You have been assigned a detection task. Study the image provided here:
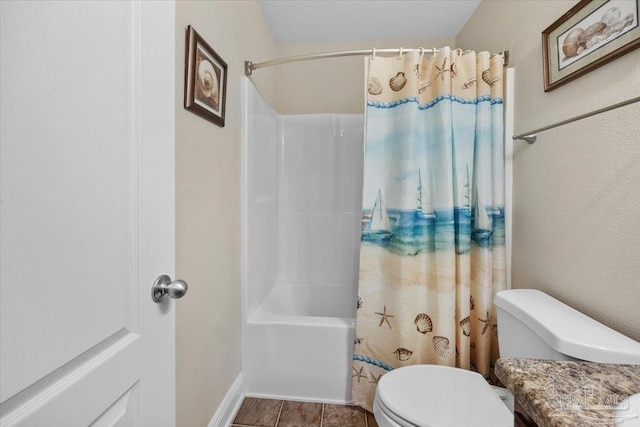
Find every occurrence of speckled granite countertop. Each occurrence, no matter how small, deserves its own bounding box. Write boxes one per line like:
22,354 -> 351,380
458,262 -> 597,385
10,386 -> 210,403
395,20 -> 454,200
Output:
496,358 -> 640,427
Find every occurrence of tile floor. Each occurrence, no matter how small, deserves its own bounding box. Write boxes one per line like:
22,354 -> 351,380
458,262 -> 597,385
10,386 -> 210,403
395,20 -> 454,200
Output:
232,396 -> 531,427
231,397 -> 535,427
231,398 -> 378,427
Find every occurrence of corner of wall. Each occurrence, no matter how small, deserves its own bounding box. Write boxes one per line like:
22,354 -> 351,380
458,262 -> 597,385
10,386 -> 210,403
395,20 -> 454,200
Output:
206,374 -> 244,427
175,1 -> 276,426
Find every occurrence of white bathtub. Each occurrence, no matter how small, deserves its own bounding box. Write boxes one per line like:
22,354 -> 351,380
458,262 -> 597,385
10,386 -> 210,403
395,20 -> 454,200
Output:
243,283 -> 356,403
241,79 -> 362,404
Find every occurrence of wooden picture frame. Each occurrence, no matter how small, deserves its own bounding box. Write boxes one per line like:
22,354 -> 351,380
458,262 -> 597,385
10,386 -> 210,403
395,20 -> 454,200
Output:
184,25 -> 227,127
542,0 -> 640,92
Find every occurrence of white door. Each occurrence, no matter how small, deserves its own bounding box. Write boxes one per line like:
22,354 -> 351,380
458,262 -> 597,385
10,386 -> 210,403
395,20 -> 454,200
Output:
0,1 -> 176,426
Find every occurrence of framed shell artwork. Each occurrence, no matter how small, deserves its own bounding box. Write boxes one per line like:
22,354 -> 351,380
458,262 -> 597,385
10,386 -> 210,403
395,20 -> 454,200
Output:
542,0 -> 640,91
184,25 -> 227,127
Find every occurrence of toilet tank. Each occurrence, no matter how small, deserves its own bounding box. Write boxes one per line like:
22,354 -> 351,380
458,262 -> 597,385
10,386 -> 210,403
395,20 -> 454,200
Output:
494,289 -> 640,365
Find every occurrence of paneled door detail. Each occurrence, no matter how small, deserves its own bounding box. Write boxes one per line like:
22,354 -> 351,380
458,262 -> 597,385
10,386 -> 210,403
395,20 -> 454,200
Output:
0,1 -> 175,425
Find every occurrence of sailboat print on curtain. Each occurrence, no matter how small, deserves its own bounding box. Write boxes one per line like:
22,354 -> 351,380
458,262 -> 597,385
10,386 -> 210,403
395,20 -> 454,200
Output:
461,164 -> 472,217
416,169 -> 436,220
472,189 -> 493,246
352,47 -> 506,412
362,189 -> 393,243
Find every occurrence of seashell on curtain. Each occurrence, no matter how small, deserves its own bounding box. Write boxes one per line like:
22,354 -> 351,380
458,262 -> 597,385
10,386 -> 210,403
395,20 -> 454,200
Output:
368,77 -> 383,95
389,72 -> 407,91
351,47 -> 506,412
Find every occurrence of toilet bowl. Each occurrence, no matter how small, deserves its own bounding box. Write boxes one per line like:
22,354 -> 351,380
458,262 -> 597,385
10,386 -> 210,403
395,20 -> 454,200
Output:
373,365 -> 512,427
373,289 -> 640,427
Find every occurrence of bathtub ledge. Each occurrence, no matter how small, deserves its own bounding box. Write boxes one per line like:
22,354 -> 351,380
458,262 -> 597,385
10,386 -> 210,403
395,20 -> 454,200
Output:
248,305 -> 354,328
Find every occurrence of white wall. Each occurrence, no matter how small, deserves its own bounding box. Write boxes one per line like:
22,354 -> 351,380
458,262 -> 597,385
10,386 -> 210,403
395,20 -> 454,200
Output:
175,2 -> 276,426
242,79 -> 279,319
278,114 -> 364,287
243,80 -> 365,305
457,1 -> 640,341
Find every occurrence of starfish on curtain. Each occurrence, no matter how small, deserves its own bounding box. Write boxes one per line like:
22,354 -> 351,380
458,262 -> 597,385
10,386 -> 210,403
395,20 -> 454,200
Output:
375,305 -> 394,328
368,372 -> 382,384
435,57 -> 449,81
479,311 -> 493,335
352,366 -> 366,383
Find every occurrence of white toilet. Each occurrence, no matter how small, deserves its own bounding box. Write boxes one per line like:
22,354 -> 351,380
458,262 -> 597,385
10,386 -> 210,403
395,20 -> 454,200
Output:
373,289 -> 640,427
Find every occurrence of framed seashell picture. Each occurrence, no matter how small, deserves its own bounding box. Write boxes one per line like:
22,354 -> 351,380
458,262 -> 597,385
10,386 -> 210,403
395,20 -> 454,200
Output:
542,0 -> 640,92
184,25 -> 227,127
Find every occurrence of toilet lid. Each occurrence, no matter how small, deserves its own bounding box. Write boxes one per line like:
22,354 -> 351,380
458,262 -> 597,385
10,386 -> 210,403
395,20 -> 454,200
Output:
375,365 -> 513,427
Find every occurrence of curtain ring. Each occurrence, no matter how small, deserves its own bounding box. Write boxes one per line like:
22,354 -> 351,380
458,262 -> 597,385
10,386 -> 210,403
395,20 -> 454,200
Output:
419,47 -> 425,59
371,47 -> 376,61
399,47 -> 404,59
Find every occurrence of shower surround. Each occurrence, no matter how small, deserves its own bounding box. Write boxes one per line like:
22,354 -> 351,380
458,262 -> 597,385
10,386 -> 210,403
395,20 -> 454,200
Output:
241,78 -> 364,403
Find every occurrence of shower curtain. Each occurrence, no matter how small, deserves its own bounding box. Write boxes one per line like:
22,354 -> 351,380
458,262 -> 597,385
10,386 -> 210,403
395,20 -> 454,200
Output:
352,47 -> 506,411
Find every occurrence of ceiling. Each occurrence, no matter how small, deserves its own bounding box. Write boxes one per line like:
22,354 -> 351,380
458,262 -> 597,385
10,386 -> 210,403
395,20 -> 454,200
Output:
257,0 -> 482,44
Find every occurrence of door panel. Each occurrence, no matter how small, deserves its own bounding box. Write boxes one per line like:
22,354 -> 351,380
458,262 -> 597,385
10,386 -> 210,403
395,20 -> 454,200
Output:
1,334 -> 140,425
90,385 -> 137,427
0,1 -> 175,425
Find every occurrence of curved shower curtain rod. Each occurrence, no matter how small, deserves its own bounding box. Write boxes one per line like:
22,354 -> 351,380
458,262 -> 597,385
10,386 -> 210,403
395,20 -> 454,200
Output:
244,48 -> 509,76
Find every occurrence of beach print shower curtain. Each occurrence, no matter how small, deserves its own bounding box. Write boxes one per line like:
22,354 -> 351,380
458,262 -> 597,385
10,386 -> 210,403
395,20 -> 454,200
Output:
352,47 -> 506,411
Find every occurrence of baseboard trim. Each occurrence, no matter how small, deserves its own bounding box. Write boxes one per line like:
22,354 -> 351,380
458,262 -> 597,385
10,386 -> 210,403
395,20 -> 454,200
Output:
243,392 -> 350,406
207,373 -> 244,427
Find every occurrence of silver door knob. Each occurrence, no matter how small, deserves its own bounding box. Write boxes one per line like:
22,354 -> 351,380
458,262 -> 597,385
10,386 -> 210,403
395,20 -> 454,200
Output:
152,275 -> 188,303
